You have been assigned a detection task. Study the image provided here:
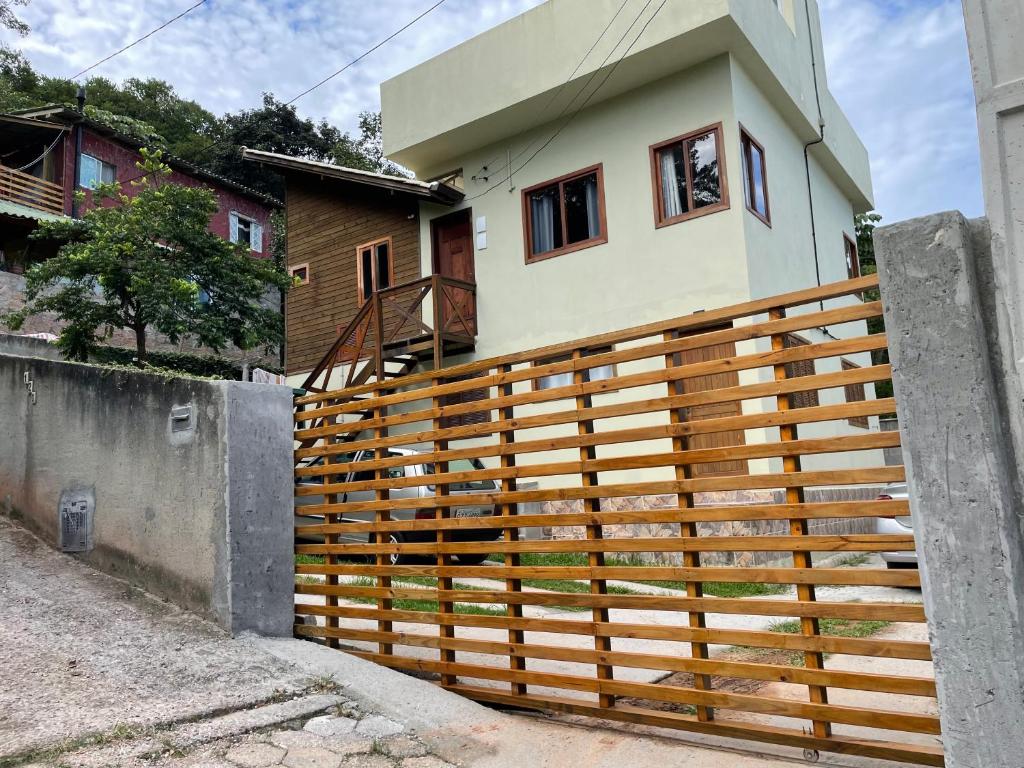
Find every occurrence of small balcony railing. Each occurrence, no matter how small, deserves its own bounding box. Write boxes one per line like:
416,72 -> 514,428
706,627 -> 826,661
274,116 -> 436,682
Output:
301,273 -> 477,393
0,165 -> 65,217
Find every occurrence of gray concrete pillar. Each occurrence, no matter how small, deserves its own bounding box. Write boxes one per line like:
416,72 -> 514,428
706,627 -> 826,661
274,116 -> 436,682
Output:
875,211 -> 1024,768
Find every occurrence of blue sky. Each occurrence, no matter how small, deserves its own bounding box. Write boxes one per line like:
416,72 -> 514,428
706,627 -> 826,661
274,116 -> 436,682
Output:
2,0 -> 983,223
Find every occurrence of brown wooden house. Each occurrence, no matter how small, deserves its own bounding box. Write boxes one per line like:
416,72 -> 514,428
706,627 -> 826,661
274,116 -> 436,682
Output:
242,150 -> 468,383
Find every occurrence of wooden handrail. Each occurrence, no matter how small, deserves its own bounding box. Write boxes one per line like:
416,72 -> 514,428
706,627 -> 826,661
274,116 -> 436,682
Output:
301,272 -> 479,394
0,165 -> 64,216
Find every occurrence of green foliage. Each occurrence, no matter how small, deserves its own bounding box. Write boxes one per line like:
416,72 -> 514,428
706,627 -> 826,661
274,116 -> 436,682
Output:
89,347 -> 277,380
2,150 -> 292,362
204,94 -> 398,199
0,0 -> 28,36
0,48 -> 401,197
854,212 -> 893,399
83,104 -> 168,147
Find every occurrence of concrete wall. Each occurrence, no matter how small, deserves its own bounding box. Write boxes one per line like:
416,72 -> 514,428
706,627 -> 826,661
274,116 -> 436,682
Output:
0,352 -> 294,636
876,211 -> 1024,768
0,332 -> 63,361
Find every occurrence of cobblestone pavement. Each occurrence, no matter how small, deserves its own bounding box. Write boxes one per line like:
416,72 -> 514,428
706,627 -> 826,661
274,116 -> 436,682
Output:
16,695 -> 456,768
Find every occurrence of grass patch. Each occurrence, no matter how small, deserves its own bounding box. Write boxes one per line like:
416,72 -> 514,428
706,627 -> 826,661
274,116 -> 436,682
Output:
487,552 -> 789,598
343,576 -> 505,616
295,553 -> 325,565
768,618 -> 892,638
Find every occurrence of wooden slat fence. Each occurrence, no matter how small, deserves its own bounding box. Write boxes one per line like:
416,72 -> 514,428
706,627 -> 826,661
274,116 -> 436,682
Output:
293,274 -> 941,766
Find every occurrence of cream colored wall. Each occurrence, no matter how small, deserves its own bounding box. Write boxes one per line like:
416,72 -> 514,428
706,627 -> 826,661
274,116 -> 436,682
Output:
418,55 -> 750,361
728,58 -> 882,476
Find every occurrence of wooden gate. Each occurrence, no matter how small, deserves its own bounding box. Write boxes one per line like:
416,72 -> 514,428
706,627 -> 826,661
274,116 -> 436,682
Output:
293,275 -> 942,766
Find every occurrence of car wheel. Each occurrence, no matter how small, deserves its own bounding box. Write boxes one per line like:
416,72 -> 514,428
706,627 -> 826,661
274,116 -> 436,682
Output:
454,552 -> 489,565
388,533 -> 410,566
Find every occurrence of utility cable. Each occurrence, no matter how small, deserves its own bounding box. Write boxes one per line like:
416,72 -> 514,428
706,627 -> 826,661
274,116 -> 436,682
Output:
67,0 -> 208,80
466,0 -> 667,202
107,0 -> 449,191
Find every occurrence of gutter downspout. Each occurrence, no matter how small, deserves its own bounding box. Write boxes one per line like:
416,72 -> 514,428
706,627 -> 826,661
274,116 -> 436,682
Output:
802,0 -> 826,311
70,85 -> 86,218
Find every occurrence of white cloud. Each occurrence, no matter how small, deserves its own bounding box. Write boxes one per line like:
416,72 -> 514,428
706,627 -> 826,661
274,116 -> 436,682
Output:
819,0 -> 983,222
1,0 -> 545,132
2,0 -> 983,223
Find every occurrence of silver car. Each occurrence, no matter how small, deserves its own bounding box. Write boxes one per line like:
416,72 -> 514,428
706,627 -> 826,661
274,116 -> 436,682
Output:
295,447 -> 500,565
875,482 -> 917,568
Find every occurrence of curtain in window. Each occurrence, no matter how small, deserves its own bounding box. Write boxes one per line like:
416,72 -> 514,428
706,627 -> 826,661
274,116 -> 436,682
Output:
584,175 -> 600,239
251,221 -> 263,253
228,212 -> 239,243
530,193 -> 556,253
659,150 -> 684,219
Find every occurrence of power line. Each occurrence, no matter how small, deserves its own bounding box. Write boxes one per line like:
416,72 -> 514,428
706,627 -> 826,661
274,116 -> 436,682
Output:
471,0 -> 633,179
111,0 -> 449,190
466,0 -> 667,202
286,0 -> 447,106
67,0 -> 208,81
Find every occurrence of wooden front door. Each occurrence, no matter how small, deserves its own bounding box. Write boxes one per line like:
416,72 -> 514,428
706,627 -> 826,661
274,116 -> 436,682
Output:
432,210 -> 476,335
678,328 -> 748,478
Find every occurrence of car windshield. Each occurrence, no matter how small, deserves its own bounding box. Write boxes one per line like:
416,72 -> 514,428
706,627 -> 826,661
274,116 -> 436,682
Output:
424,458 -> 496,491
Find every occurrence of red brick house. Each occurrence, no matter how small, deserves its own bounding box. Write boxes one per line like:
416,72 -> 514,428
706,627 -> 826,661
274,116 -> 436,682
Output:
0,105 -> 281,365
0,105 -> 278,271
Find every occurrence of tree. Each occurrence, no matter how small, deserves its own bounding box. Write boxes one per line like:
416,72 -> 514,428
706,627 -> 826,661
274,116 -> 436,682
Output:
0,0 -> 28,36
854,212 -> 891,398
333,111 -> 406,177
205,93 -> 349,198
3,150 -> 292,363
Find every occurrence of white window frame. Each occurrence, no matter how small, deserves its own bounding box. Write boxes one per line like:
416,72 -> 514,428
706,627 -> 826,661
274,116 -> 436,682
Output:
78,153 -> 116,190
229,211 -> 263,253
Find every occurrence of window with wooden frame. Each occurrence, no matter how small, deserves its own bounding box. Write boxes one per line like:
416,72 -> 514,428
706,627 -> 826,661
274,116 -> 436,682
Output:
844,233 -> 860,279
531,347 -> 616,392
841,359 -> 869,428
522,164 -> 607,263
355,237 -> 394,304
782,334 -> 819,408
740,127 -> 770,225
289,263 -> 310,286
439,374 -> 491,428
650,123 -> 728,228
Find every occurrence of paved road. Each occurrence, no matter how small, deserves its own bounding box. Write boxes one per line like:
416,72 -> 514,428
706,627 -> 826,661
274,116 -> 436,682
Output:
0,517 -> 908,768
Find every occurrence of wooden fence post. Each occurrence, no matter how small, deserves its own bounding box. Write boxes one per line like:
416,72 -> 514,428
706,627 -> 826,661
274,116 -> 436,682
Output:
664,329 -> 713,722
433,375 -> 456,686
769,307 -> 831,738
498,362 -> 526,695
572,348 -> 614,708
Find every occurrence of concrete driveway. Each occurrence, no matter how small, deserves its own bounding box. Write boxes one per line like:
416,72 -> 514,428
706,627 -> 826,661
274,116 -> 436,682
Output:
0,517 -> 922,768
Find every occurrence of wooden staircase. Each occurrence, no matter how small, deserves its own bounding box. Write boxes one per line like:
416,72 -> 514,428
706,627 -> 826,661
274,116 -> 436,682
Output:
294,273 -> 477,457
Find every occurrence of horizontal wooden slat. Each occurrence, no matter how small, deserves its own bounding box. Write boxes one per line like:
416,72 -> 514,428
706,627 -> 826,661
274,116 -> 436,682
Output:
297,431 -> 901,493
295,273 -> 881,405
446,686 -> 944,766
297,466 -> 905,515
297,499 -> 910,536
296,583 -> 926,621
296,624 -> 935,696
296,331 -> 887,433
293,604 -> 933,660
296,395 -> 896,467
298,532 -> 916,557
346,651 -> 940,734
296,301 -> 886,424
296,564 -> 921,589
